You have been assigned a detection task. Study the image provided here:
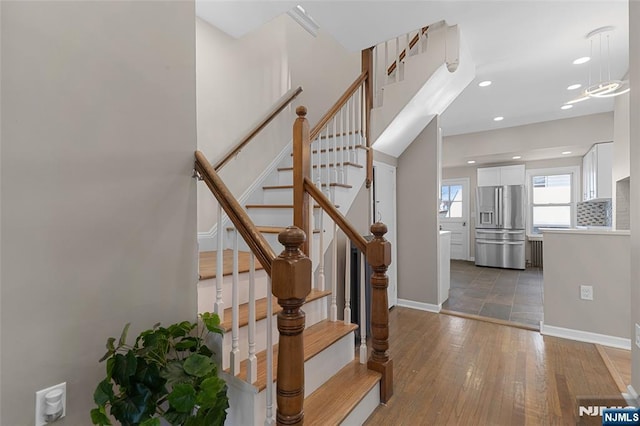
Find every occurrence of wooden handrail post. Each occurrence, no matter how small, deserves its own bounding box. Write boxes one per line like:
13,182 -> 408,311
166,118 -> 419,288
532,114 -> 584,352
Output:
272,226 -> 311,426
293,106 -> 311,256
362,48 -> 374,188
366,222 -> 393,403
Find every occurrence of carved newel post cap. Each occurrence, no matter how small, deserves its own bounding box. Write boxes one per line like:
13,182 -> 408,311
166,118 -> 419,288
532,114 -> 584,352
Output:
371,222 -> 388,237
296,105 -> 307,117
278,226 -> 306,248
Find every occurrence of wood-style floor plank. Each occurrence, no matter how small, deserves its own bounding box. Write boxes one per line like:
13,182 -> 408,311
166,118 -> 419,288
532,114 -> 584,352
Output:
228,320 -> 357,391
363,307 -> 621,425
219,288 -> 331,332
199,250 -> 264,280
596,344 -> 631,392
304,359 -> 380,425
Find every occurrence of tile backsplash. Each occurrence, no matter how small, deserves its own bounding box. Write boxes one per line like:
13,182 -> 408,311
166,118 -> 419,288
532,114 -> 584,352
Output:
616,178 -> 630,230
577,199 -> 612,226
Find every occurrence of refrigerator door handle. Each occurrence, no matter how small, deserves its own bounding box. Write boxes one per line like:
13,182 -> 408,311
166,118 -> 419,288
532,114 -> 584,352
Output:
477,240 -> 524,245
494,187 -> 499,226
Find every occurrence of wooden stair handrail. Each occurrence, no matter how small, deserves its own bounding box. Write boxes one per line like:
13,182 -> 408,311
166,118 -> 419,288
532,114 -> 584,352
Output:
303,177 -> 367,253
214,86 -> 303,171
386,26 -> 429,76
310,72 -> 368,141
195,151 -> 276,274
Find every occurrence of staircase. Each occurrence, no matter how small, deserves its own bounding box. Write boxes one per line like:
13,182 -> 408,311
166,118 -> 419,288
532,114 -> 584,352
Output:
195,20 -> 471,425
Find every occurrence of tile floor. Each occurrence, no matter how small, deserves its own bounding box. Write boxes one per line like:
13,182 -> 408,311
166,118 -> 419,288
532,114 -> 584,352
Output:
441,260 -> 543,329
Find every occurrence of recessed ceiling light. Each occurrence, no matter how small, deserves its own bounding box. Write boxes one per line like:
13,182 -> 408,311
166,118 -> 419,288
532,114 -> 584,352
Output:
467,160 -> 476,164
493,116 -> 504,122
478,80 -> 492,87
512,156 -> 522,160
561,104 -> 573,110
562,151 -> 572,155
567,84 -> 582,90
573,56 -> 591,65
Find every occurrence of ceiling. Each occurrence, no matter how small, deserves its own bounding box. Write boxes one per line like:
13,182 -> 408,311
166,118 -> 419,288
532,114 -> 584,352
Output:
197,1 -> 629,160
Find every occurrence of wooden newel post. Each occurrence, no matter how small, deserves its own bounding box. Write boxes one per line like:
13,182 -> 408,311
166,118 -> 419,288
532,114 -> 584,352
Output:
272,226 -> 311,426
366,222 -> 393,403
292,106 -> 311,256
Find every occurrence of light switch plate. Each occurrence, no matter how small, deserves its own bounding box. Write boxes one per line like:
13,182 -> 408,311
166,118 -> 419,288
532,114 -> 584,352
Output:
635,324 -> 640,349
580,285 -> 593,300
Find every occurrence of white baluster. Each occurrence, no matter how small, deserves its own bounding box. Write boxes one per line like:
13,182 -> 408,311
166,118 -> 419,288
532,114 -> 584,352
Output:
339,106 -> 345,184
384,40 -> 389,85
247,252 -> 257,383
350,92 -> 356,163
344,239 -> 351,324
395,36 -> 400,83
373,45 -> 380,107
230,230 -> 240,375
215,205 -> 224,321
264,276 -> 274,426
332,117 -> 338,184
359,252 -> 367,364
331,224 -> 338,322
345,99 -> 350,178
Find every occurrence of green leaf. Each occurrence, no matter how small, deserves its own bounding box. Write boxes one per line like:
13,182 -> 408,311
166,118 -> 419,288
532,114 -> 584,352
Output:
163,409 -> 190,426
106,337 -> 116,351
175,337 -> 198,352
99,350 -> 113,363
200,313 -> 224,335
94,379 -> 115,406
160,361 -> 191,385
112,351 -> 137,386
106,357 -> 115,380
135,359 -> 167,393
183,354 -> 214,378
140,418 -> 161,426
195,377 -> 224,409
90,406 -> 112,425
168,383 -> 197,413
110,384 -> 153,425
197,345 -> 213,358
119,323 -> 131,347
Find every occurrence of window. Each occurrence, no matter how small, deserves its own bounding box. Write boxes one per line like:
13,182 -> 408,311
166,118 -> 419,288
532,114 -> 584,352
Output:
527,167 -> 579,234
440,184 -> 463,218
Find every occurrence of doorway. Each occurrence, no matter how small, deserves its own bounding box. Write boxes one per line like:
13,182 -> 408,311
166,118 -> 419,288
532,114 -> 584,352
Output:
440,178 -> 470,260
373,162 -> 397,308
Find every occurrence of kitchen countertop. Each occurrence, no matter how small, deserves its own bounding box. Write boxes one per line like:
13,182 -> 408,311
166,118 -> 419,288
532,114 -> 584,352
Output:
541,228 -> 630,236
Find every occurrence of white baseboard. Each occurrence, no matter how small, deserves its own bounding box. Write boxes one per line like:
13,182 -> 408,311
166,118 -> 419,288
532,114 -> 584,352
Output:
397,298 -> 441,313
540,323 -> 631,350
469,257 -> 475,262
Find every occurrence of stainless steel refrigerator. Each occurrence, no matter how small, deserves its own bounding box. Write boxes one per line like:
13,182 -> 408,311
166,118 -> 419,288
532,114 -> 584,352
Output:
475,185 -> 526,270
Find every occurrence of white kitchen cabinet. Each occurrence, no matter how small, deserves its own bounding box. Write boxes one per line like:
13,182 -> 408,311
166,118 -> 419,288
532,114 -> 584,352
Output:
477,164 -> 525,187
582,142 -> 613,201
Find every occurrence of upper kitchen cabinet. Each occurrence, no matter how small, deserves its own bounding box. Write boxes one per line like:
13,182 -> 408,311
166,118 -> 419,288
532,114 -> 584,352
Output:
582,142 -> 613,201
477,164 -> 525,187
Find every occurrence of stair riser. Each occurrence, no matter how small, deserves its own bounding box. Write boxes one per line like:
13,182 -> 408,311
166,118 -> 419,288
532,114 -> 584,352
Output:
197,270 -> 269,314
262,187 -> 293,205
277,167 -> 359,187
220,296 -> 329,370
341,381 -> 381,426
222,328 -> 357,426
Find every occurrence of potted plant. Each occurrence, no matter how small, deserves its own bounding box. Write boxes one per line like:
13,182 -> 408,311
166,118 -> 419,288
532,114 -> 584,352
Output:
90,312 -> 228,426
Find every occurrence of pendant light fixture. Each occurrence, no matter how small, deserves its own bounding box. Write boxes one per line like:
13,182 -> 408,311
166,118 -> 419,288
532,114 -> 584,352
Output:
567,26 -> 629,105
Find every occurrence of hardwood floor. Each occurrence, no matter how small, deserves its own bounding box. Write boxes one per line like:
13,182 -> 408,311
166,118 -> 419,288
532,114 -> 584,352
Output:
364,307 -> 620,425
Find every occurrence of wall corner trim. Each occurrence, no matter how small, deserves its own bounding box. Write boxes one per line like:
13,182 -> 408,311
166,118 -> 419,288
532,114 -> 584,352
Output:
540,323 -> 631,350
397,299 -> 441,313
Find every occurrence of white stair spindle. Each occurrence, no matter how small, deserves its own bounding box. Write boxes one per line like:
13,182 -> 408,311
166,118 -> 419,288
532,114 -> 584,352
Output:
331,223 -> 338,321
316,134 -> 322,191
384,40 -> 389,85
332,117 -> 338,184
373,45 -> 380,107
264,276 -> 274,426
359,252 -> 367,364
339,106 -> 345,184
247,252 -> 257,384
345,99 -> 350,173
215,205 -> 224,321
395,37 -> 400,83
350,92 -> 356,162
344,238 -> 351,325
230,230 -> 240,375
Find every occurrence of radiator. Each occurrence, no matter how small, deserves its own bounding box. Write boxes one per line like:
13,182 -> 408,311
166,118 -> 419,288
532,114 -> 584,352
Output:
530,240 -> 543,268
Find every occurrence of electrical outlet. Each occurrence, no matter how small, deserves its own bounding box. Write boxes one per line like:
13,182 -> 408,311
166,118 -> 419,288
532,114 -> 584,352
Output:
580,285 -> 593,301
35,382 -> 66,426
635,324 -> 640,349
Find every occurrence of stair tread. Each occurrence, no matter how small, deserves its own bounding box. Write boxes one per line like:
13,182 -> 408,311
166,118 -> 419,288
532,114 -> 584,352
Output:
304,359 -> 381,425
228,319 -> 358,391
220,288 -> 331,332
277,161 -> 363,172
245,204 -> 339,209
262,183 -> 352,190
199,250 -> 264,280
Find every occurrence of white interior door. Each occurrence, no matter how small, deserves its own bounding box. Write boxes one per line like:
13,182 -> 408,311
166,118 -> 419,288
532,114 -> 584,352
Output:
440,178 -> 470,260
373,162 -> 397,308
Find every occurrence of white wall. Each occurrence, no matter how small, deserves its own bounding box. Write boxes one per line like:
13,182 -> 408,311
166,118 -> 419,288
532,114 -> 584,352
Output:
196,15 -> 359,234
629,0 -> 640,392
397,116 -> 440,305
0,2 -> 197,424
612,91 -> 630,228
443,112 -> 613,168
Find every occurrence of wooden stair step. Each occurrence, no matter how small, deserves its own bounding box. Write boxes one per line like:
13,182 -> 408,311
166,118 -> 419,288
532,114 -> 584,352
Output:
226,226 -> 320,234
277,161 -> 363,172
228,320 -> 358,391
262,183 -> 352,190
304,359 -> 381,425
290,143 -> 367,155
245,204 -> 339,209
199,250 -> 264,280
220,288 -> 331,332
